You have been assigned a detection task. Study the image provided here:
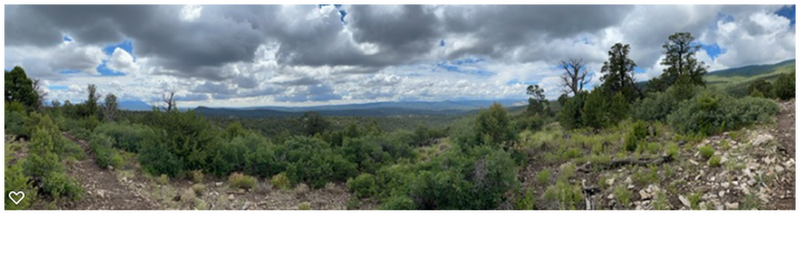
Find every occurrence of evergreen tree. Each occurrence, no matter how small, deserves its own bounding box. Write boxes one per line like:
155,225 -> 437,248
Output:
5,66 -> 39,108
600,43 -> 640,102
660,32 -> 707,86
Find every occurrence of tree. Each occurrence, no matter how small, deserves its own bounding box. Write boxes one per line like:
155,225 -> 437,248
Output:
161,91 -> 177,112
660,32 -> 707,86
600,43 -> 641,102
300,111 -> 328,136
774,72 -> 796,100
103,94 -> 119,122
526,84 -> 547,115
5,66 -> 39,108
85,84 -> 102,117
475,103 -> 515,145
31,78 -> 47,110
559,59 -> 591,95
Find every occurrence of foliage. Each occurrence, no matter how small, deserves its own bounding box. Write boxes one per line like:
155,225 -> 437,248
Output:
270,173 -> 291,191
536,169 -> 551,186
699,146 -> 715,160
708,155 -> 722,167
558,92 -> 587,130
474,103 -> 516,145
89,133 -> 119,168
600,42 -> 640,102
379,194 -> 416,210
624,121 -> 648,152
94,122 -> 150,153
774,72 -> 795,100
747,79 -> 774,99
614,185 -> 632,208
513,188 -> 536,210
5,66 -> 39,109
544,180 -> 583,210
347,174 -> 378,199
667,90 -> 779,135
660,32 -> 707,86
298,202 -> 312,210
631,91 -> 677,122
279,136 -> 358,188
228,173 -> 257,190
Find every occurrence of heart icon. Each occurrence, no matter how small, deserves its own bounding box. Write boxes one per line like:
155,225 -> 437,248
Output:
9,191 -> 25,205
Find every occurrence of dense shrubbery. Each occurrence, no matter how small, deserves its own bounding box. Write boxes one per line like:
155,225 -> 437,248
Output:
94,122 -> 149,153
88,133 -> 122,169
632,91 -> 677,122
667,90 -> 779,135
279,136 -> 358,188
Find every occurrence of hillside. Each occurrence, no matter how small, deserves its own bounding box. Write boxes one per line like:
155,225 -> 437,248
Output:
704,59 -> 795,96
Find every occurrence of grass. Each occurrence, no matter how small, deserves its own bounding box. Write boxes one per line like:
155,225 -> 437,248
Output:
536,169 -> 551,186
741,193 -> 762,210
191,183 -> 206,197
632,166 -> 660,186
298,202 -> 312,210
652,190 -> 669,210
270,173 -> 291,191
688,192 -> 703,210
699,146 -> 715,160
708,155 -> 722,167
614,185 -> 632,209
228,173 -> 257,190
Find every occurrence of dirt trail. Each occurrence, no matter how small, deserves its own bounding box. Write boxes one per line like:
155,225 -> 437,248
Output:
61,133 -> 158,210
771,99 -> 795,209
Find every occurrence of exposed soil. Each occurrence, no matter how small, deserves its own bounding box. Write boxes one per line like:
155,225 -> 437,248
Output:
61,133 -> 157,210
769,99 -> 795,209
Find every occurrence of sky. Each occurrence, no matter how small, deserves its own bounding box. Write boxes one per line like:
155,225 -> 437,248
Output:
3,5 -> 796,107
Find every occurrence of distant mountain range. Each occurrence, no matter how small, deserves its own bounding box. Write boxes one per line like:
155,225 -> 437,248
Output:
194,99 -> 527,118
119,100 -> 153,111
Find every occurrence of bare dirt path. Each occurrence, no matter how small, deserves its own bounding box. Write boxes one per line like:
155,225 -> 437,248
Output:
61,133 -> 158,210
771,100 -> 795,209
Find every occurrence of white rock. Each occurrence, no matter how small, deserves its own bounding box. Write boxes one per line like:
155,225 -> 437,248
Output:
719,191 -> 726,197
775,165 -> 785,174
607,194 -> 615,200
227,194 -> 235,200
725,202 -> 739,210
625,176 -> 632,184
679,195 -> 691,208
215,182 -> 223,187
606,178 -> 615,186
751,134 -> 774,146
639,190 -> 652,200
720,156 -> 729,165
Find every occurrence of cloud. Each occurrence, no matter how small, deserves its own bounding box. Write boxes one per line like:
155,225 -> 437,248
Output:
107,47 -> 138,74
4,5 -> 795,105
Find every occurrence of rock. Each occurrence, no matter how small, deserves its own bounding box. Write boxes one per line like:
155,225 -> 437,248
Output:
108,165 -> 114,171
215,182 -> 223,187
743,168 -> 753,178
639,190 -> 652,200
627,184 -> 634,189
679,195 -> 691,208
747,179 -> 756,186
689,159 -> 699,166
765,157 -> 776,165
695,186 -> 711,194
719,191 -> 726,197
720,156 -> 728,165
721,182 -> 730,189
751,134 -> 774,146
635,205 -> 643,210
606,178 -> 615,187
607,194 -> 615,200
775,165 -> 785,174
624,176 -> 632,185
227,194 -> 235,200
699,202 -> 707,210
725,202 -> 739,210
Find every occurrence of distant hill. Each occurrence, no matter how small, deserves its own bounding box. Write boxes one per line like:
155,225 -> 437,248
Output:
119,100 -> 153,111
194,99 -> 527,118
704,59 -> 795,96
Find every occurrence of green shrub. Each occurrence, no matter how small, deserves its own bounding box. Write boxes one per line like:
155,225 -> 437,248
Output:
298,202 -> 312,210
536,169 -> 551,186
624,121 -> 648,152
474,103 -> 516,145
94,122 -> 149,153
280,136 -> 358,189
774,72 -> 795,100
138,128 -> 182,177
347,174 -> 378,199
270,173 -> 291,190
708,155 -> 722,167
632,92 -> 677,122
668,90 -> 779,135
559,92 -> 588,130
4,110 -> 27,137
614,185 -> 632,208
191,183 -> 206,197
563,148 -> 581,159
544,180 -> 583,210
228,173 -> 257,190
5,100 -> 26,113
5,156 -> 35,210
379,194 -> 416,210
646,142 -> 661,155
666,142 -> 679,158
89,133 -> 116,168
513,188 -> 535,210
699,146 -> 714,160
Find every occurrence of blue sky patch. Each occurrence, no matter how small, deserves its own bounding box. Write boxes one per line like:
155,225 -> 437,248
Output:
633,66 -> 646,74
775,5 -> 795,26
48,85 -> 68,90
102,39 -> 134,59
702,43 -> 725,61
63,35 -> 73,42
58,69 -> 82,74
451,57 -> 484,65
505,79 -> 538,86
96,60 -> 125,76
435,62 -> 494,77
439,39 -> 445,47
